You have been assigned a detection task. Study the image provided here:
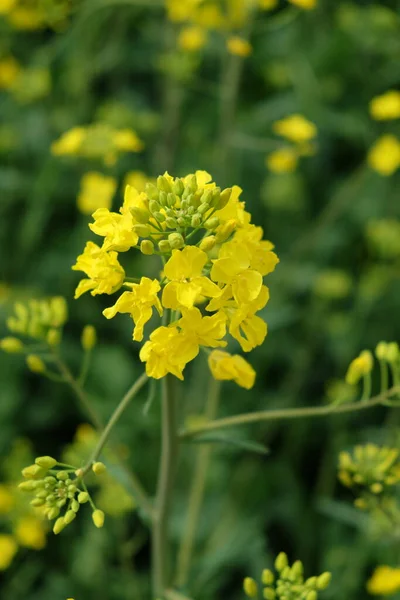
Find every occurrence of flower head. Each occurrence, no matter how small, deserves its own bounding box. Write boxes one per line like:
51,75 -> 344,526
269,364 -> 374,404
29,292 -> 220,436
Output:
368,135 -> 400,176
370,90 -> 400,121
208,350 -> 256,389
273,114 -> 317,144
72,242 -> 125,298
367,566 -> 400,595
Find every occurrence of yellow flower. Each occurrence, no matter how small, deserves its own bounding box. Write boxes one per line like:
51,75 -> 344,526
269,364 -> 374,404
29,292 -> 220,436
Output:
215,185 -> 251,227
178,307 -> 227,349
226,36 -> 252,58
51,126 -> 86,155
14,516 -> 46,550
210,241 -> 263,305
208,350 -> 256,389
162,246 -> 221,310
77,172 -> 117,215
345,350 -> 374,385
273,114 -> 317,144
140,325 -> 198,380
112,129 -> 143,152
192,3 -> 224,29
368,134 -> 400,176
369,90 -> 400,121
0,534 -> 17,570
0,56 -> 20,89
0,484 -> 14,513
259,0 -> 278,9
288,0 -> 317,9
72,241 -> 125,298
89,208 -> 138,252
0,0 -> 16,13
166,0 -> 202,22
124,171 -> 154,193
178,26 -> 207,52
266,147 -> 298,173
233,225 -> 279,276
103,277 -> 163,342
367,566 -> 400,596
228,286 -> 270,352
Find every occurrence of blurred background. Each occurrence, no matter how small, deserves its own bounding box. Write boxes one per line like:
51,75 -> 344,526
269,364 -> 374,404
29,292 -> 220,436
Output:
1,0 -> 400,598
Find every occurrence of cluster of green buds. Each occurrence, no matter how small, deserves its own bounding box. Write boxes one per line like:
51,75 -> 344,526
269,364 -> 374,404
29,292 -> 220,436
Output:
243,552 -> 331,600
18,456 -> 106,534
376,341 -> 400,388
338,444 -> 400,500
131,173 -> 234,256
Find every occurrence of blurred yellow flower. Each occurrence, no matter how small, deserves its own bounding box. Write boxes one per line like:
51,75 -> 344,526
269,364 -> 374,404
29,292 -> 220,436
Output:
194,3 -> 224,29
273,114 -> 317,144
166,0 -> 202,22
10,67 -> 51,104
226,36 -> 252,57
368,134 -> 400,176
288,0 -> 317,9
52,127 -> 86,156
178,25 -> 207,52
259,0 -> 278,9
345,350 -> 373,385
208,350 -> 256,389
0,56 -> 20,89
0,534 -> 17,570
367,566 -> 400,595
370,90 -> 400,121
14,516 -> 46,550
313,269 -> 352,300
8,6 -> 43,29
0,484 -> 15,513
124,171 -> 155,193
0,0 -> 16,13
77,172 -> 117,215
266,148 -> 298,173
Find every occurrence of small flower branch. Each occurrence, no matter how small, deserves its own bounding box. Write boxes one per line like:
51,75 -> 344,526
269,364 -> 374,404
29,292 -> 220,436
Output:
54,355 -> 154,520
180,386 -> 400,440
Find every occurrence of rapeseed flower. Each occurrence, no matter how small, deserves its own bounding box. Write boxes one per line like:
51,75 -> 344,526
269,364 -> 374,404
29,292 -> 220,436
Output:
288,0 -> 317,8
345,350 -> 373,385
273,114 -> 317,144
208,350 -> 255,389
367,566 -> 400,595
266,147 -> 298,173
226,37 -> 252,57
178,26 -> 207,52
368,134 -> 400,176
77,172 -> 117,215
370,90 -> 400,121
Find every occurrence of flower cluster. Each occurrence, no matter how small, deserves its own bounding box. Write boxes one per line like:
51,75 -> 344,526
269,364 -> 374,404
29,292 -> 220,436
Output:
338,444 -> 400,494
243,551 -> 331,600
266,114 -> 317,174
368,90 -> 400,176
51,123 -> 143,166
19,456 -> 105,534
73,170 -> 279,387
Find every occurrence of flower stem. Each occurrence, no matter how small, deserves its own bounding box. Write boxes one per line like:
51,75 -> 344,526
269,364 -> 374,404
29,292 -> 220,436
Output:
175,379 -> 221,588
152,374 -> 179,597
180,386 -> 400,439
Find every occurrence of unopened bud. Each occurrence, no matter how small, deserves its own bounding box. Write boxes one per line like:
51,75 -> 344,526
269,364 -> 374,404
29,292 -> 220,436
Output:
243,577 -> 258,598
18,480 -> 38,492
149,200 -> 161,214
47,507 -> 60,520
166,217 -> 178,229
130,206 -> 150,224
306,592 -> 317,600
53,517 -> 66,535
275,552 -> 288,572
0,337 -> 24,353
81,325 -> 97,351
154,211 -> 166,223
47,328 -> 61,347
145,183 -> 159,200
177,216 -> 186,227
26,354 -> 46,374
263,589 -> 276,600
198,203 -> 210,215
316,572 -> 331,590
92,509 -> 105,528
209,187 -> 221,208
22,464 -> 46,479
219,187 -> 232,209
157,175 -> 171,193
133,224 -> 151,237
158,191 -> 168,206
386,342 -> 399,362
262,569 -> 274,585
64,510 -> 76,525
71,499 -> 80,512
31,498 -> 45,507
186,174 -> 197,193
78,492 -> 89,504
191,214 -> 202,228
291,560 -> 303,579
92,462 -> 107,475
173,179 -> 184,196
57,471 -> 69,480
204,217 -> 219,230
167,192 -> 176,207
199,236 -> 216,252
35,456 -> 57,469
158,240 -> 171,253
140,240 -> 155,255
168,233 -> 185,249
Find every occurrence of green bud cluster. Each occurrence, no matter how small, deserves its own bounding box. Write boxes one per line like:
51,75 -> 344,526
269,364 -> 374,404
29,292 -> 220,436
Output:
129,172 -> 234,256
243,553 -> 331,600
19,456 -> 105,534
338,444 -> 400,493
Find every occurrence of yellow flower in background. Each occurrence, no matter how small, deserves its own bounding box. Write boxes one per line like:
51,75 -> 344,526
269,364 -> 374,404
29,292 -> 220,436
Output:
226,36 -> 252,58
52,127 -> 85,156
266,147 -> 298,173
208,350 -> 256,389
0,0 -> 16,13
10,67 -> 51,104
259,0 -> 278,8
288,0 -> 317,9
0,56 -> 20,89
72,242 -> 125,298
367,566 -> 400,595
273,114 -> 317,144
0,484 -> 14,513
77,172 -> 117,215
124,171 -> 155,193
14,516 -> 46,550
370,90 -> 400,121
166,0 -> 203,22
178,25 -> 207,52
0,535 -> 17,570
103,277 -> 163,342
368,134 -> 400,176
7,6 -> 43,29
345,350 -> 373,385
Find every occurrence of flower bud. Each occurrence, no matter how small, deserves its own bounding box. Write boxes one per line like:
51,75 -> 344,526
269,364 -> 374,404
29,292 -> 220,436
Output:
149,200 -> 160,214
199,236 -> 216,252
198,203 -> 210,215
371,482 -> 383,494
306,592 -> 317,600
145,183 -> 159,200
181,198 -> 188,210
263,589 -> 276,600
191,214 -> 202,228
71,499 -> 80,512
0,337 -> 24,353
154,211 -> 166,223
200,189 -> 213,204
26,354 -> 46,374
186,174 -> 197,193
57,471 -> 69,481
173,179 -> 184,196
92,509 -> 105,528
22,464 -> 46,479
167,192 -> 177,207
64,510 -> 76,525
157,175 -> 171,193
31,498 -> 45,507
158,240 -> 171,253
130,206 -> 150,224
166,217 -> 178,229
35,456 -> 57,469
177,216 -> 187,227
133,224 -> 151,237
204,217 -> 219,230
386,342 -> 399,363
47,328 -> 61,347
47,507 -> 60,520
18,480 -> 38,492
305,576 -> 317,588
168,233 -> 185,249
209,187 -> 221,208
53,517 -> 66,535
81,325 -> 97,351
78,492 -> 89,503
219,187 -> 232,209
140,240 -> 155,256
243,577 -> 258,598
316,572 -> 331,590
275,552 -> 288,572
50,297 -> 68,327
291,560 -> 303,579
158,191 -> 168,206
262,569 -> 274,585
92,461 -> 107,475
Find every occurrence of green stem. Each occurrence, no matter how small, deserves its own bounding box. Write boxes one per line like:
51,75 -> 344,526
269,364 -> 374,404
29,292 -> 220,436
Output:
180,386 -> 400,439
175,379 -> 221,588
152,375 -> 179,598
361,372 -> 372,402
379,359 -> 389,393
54,356 -> 154,520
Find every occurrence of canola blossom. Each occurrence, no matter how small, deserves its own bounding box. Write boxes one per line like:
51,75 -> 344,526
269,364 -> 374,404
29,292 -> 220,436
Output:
73,171 -> 279,387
